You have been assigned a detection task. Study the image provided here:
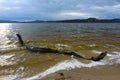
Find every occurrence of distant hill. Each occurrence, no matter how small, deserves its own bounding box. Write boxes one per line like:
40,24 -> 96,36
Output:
0,20 -> 44,23
0,20 -> 17,23
52,18 -> 120,23
0,18 -> 120,23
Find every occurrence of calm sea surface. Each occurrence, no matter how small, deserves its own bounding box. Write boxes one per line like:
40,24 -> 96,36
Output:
0,23 -> 120,80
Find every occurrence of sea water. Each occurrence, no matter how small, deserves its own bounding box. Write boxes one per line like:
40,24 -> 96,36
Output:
0,23 -> 120,80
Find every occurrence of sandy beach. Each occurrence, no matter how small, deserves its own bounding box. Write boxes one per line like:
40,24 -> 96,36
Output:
0,23 -> 120,80
41,65 -> 120,80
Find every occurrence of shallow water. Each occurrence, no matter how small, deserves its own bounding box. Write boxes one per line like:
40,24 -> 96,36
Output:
0,23 -> 120,80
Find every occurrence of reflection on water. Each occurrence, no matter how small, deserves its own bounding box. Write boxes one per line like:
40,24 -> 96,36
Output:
0,54 -> 15,66
0,23 -> 16,50
0,23 -> 120,80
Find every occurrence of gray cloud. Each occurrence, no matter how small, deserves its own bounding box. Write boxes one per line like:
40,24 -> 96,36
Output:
0,0 -> 120,20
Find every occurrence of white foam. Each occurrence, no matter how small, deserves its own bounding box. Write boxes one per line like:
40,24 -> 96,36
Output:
92,50 -> 102,54
24,59 -> 107,80
7,66 -> 25,80
8,74 -> 19,80
92,50 -> 120,64
55,43 -> 71,50
8,72 -> 25,80
0,72 -> 22,80
87,44 -> 96,47
23,51 -> 120,80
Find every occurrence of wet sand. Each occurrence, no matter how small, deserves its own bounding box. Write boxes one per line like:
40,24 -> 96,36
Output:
41,65 -> 120,80
0,34 -> 120,80
22,36 -> 120,80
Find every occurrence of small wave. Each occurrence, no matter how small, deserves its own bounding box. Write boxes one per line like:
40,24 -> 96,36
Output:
8,74 -> 19,80
0,67 -> 25,80
0,54 -> 17,66
87,44 -> 96,47
0,42 -> 17,51
23,51 -> 120,80
0,33 -> 17,51
0,76 -> 9,80
8,69 -> 25,80
92,50 -> 120,65
0,37 -> 17,51
55,43 -> 71,50
92,50 -> 102,54
0,23 -> 17,51
24,59 -> 106,80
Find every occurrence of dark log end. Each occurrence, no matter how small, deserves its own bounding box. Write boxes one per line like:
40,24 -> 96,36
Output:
91,51 -> 107,61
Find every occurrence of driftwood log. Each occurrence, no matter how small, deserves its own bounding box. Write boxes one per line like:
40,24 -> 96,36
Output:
16,33 -> 107,61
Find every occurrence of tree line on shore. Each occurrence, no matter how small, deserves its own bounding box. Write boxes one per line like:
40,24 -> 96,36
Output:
0,18 -> 120,23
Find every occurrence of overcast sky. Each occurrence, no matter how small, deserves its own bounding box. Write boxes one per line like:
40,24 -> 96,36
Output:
0,0 -> 120,20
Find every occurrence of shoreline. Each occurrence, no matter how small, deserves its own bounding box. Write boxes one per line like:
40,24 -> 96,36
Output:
41,65 -> 120,80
